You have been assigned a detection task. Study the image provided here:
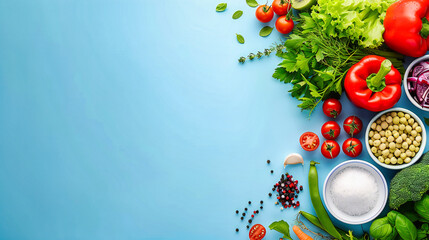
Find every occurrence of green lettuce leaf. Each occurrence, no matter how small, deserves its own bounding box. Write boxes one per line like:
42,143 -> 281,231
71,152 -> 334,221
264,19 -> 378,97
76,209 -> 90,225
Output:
310,0 -> 396,48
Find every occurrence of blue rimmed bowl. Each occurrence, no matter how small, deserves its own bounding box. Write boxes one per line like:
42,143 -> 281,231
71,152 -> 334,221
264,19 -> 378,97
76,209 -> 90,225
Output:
323,160 -> 388,225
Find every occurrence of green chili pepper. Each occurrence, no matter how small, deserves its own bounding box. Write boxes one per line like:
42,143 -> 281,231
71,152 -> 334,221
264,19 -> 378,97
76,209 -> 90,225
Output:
309,161 -> 343,240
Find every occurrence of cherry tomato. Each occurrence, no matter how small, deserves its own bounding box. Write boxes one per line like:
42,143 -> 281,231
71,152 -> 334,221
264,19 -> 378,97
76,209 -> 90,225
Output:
322,98 -> 342,118
342,138 -> 363,158
249,224 -> 266,240
299,132 -> 319,151
275,16 -> 294,34
255,5 -> 274,23
321,121 -> 341,140
321,140 -> 340,159
343,116 -> 363,136
272,0 -> 291,15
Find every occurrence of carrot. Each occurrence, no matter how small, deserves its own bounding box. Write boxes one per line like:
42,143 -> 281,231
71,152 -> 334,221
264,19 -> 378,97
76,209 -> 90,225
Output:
293,225 -> 314,240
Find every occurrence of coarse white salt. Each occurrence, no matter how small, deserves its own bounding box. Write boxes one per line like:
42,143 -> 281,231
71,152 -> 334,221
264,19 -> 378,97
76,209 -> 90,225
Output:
329,167 -> 379,216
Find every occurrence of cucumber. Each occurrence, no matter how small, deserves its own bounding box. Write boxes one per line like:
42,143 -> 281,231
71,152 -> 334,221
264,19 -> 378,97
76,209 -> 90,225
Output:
292,0 -> 317,10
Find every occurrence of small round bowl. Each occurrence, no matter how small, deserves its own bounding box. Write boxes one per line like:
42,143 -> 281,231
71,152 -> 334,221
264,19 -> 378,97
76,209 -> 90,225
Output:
323,160 -> 388,225
365,107 -> 426,170
404,54 -> 429,111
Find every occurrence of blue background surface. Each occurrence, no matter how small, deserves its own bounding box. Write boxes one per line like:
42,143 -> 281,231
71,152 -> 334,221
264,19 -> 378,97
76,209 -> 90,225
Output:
0,0 -> 426,239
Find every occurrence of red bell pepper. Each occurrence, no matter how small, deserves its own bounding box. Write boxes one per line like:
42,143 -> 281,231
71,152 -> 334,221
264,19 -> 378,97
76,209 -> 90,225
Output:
383,0 -> 429,58
344,55 -> 402,112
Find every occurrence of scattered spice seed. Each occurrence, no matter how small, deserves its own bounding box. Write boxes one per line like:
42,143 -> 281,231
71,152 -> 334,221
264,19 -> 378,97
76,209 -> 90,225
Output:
242,213 -> 246,216
241,217 -> 244,220
236,228 -> 239,232
256,210 -> 259,214
251,214 -> 254,218
248,219 -> 252,223
260,206 -> 263,209
268,193 -> 272,197
244,208 -> 248,211
270,170 -> 274,174
260,200 -> 263,204
247,225 -> 250,229
248,201 -> 251,205
236,210 -> 239,214
267,160 -> 270,164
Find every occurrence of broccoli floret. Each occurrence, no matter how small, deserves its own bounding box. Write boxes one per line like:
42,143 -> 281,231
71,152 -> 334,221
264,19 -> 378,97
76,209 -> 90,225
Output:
420,151 -> 429,165
389,162 -> 429,209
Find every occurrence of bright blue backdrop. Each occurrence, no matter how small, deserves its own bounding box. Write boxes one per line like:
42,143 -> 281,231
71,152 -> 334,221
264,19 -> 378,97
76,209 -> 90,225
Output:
0,0 -> 426,239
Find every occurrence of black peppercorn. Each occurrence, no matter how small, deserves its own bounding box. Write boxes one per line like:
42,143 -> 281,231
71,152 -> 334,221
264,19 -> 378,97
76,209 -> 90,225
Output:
246,225 -> 249,229
236,210 -> 239,214
270,170 -> 274,174
248,201 -> 251,205
267,160 -> 270,164
242,213 -> 246,216
241,217 -> 244,220
260,206 -> 263,209
236,228 -> 239,232
268,193 -> 272,197
260,200 -> 263,204
248,219 -> 252,223
244,208 -> 247,211
256,210 -> 259,214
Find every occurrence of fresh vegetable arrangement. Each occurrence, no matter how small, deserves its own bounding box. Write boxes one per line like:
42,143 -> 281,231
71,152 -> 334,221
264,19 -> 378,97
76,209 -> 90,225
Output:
224,0 -> 429,238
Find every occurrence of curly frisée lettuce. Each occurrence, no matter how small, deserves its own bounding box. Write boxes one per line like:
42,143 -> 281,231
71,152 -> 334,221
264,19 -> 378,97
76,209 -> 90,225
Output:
311,0 -> 397,48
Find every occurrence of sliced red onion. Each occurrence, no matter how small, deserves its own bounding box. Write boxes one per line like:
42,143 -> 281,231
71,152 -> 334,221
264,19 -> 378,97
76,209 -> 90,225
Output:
408,61 -> 429,107
408,77 -> 418,82
421,88 -> 429,107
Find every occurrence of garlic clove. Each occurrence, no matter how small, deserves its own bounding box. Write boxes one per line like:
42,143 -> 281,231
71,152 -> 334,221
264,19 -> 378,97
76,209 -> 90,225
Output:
284,153 -> 304,167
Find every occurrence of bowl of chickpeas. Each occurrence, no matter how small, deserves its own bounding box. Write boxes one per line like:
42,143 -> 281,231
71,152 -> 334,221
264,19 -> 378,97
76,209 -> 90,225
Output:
365,108 -> 426,170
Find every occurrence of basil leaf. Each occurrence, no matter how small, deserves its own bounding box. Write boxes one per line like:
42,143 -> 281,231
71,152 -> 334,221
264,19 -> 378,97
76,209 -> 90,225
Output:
269,220 -> 292,240
216,3 -> 227,12
259,26 -> 273,37
236,34 -> 245,44
425,117 -> 429,126
370,217 -> 394,239
415,194 -> 429,221
246,0 -> 259,7
395,212 -> 417,240
232,10 -> 243,19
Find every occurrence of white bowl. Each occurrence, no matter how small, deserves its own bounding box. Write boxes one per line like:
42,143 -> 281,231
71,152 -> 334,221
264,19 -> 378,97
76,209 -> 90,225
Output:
404,54 -> 429,111
323,160 -> 388,225
365,107 -> 426,170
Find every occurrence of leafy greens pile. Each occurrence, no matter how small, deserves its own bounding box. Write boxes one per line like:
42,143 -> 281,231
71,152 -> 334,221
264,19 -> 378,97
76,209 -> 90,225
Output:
311,0 -> 396,48
273,12 -> 404,115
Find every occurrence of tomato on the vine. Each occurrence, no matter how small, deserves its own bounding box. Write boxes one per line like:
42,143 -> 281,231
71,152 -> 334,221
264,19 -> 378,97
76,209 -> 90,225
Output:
255,5 -> 274,23
299,132 -> 319,151
321,121 -> 341,140
275,16 -> 294,34
321,140 -> 340,159
249,224 -> 266,240
272,0 -> 291,15
322,98 -> 342,118
343,116 -> 363,136
342,138 -> 363,157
